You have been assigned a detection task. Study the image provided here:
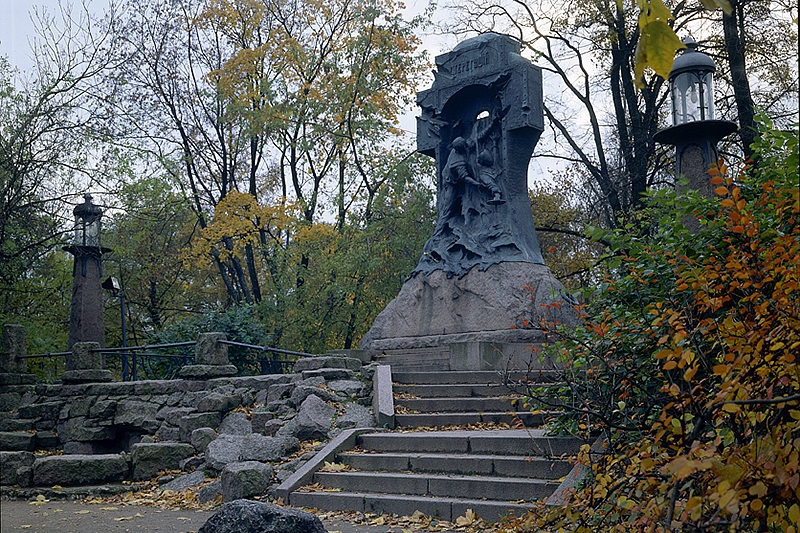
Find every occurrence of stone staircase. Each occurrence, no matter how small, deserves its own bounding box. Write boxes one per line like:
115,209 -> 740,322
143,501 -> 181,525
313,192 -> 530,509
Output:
285,362 -> 581,522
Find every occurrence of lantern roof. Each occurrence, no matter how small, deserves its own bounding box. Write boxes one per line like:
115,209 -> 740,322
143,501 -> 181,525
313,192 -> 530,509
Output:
73,194 -> 102,219
670,37 -> 716,79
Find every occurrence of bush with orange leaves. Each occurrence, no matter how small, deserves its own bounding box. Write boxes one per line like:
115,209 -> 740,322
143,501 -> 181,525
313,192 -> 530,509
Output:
508,124 -> 799,532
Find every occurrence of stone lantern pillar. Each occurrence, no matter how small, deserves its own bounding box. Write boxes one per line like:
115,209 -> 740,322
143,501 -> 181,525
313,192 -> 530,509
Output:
64,194 -> 111,360
654,38 -> 738,200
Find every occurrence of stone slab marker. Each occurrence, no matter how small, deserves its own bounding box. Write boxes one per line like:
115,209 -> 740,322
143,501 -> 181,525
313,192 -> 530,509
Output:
62,342 -> 113,384
1,324 -> 28,374
360,33 -> 576,366
178,332 -> 237,379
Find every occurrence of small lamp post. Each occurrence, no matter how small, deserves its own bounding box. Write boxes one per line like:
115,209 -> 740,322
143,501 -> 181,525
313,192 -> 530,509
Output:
64,194 -> 112,356
654,37 -> 738,199
102,276 -> 129,381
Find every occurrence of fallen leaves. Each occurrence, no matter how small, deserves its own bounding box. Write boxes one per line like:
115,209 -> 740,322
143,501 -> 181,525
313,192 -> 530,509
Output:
29,495 -> 48,505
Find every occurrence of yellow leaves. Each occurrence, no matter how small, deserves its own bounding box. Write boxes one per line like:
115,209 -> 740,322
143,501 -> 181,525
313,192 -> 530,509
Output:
633,0 -> 685,86
29,495 -> 48,505
698,0 -> 733,15
455,508 -> 478,526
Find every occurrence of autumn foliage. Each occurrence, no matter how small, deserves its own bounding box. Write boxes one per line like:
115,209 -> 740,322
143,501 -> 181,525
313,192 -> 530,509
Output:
506,125 -> 799,532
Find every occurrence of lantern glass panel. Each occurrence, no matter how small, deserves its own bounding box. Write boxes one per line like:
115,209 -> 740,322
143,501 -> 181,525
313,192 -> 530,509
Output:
74,215 -> 101,247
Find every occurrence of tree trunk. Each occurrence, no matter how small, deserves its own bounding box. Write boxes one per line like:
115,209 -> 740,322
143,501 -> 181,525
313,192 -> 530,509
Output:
723,0 -> 758,161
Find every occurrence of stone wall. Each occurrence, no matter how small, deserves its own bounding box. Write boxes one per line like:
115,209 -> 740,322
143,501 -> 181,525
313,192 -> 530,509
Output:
0,355 -> 378,497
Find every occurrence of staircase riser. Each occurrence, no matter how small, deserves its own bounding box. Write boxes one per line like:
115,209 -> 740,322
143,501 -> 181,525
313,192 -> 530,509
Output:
358,433 -> 581,457
313,471 -> 556,501
393,384 -> 512,398
289,491 -> 530,522
339,453 -> 572,479
393,411 -> 545,428
397,398 -> 517,412
392,371 -> 542,385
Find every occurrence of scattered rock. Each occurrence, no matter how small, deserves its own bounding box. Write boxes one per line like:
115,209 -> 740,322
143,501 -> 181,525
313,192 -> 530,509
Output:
277,394 -> 335,441
289,385 -> 338,407
32,454 -> 128,486
0,431 -> 35,451
205,435 -> 245,471
130,442 -> 195,481
197,392 -> 241,413
0,451 -> 34,485
327,379 -> 365,397
179,412 -> 221,442
220,461 -> 273,501
218,412 -> 252,435
335,403 -> 375,429
180,456 -> 205,472
250,411 -> 273,433
264,419 -> 283,436
198,499 -> 326,533
240,434 -> 299,462
191,427 -> 218,453
197,479 -> 222,503
114,400 -> 160,433
161,470 -> 206,492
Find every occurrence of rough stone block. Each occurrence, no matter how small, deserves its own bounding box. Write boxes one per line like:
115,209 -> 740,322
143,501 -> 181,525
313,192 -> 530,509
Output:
195,332 -> 229,366
335,403 -> 375,430
198,499 -> 326,533
32,454 -> 128,486
220,461 -> 273,501
250,411 -> 274,433
197,479 -> 222,503
114,400 -> 160,432
157,406 -> 195,425
264,419 -> 283,436
266,383 -> 294,404
191,427 -> 218,453
0,451 -> 35,485
277,394 -> 335,442
240,434 -> 299,463
218,412 -> 251,436
155,423 -> 181,442
161,470 -> 206,492
327,379 -> 365,397
179,412 -> 221,442
17,401 -> 64,421
0,431 -> 35,451
293,356 -> 361,373
34,431 -> 59,449
67,342 -> 103,371
205,434 -> 245,471
57,417 -> 116,442
130,442 -> 195,481
0,392 -> 22,412
289,385 -> 338,407
1,324 -> 27,374
61,369 -> 113,384
89,399 -> 118,419
178,364 -> 237,379
196,392 -> 241,413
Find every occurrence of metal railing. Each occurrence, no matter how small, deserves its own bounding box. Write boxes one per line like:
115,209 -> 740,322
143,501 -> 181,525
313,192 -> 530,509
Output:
21,339 -> 318,382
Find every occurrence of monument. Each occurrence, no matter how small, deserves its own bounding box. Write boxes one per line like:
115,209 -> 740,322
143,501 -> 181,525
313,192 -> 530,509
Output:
359,33 -> 576,369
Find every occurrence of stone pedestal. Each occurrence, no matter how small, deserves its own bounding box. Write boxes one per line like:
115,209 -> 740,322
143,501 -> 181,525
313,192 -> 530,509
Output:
178,332 -> 237,379
359,262 -> 576,363
62,342 -> 113,384
1,324 -> 36,386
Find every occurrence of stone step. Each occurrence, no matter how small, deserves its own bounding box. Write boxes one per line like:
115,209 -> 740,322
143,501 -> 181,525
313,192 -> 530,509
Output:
289,490 -> 531,523
0,431 -> 36,451
313,470 -> 557,501
393,383 -> 515,398
394,411 -> 545,428
396,397 -> 519,412
0,417 -> 36,432
357,430 -> 582,457
338,451 -> 573,479
392,370 -> 558,384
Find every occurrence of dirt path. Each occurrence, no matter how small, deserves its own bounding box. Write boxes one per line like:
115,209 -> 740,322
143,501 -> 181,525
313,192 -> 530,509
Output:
0,500 -> 438,533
